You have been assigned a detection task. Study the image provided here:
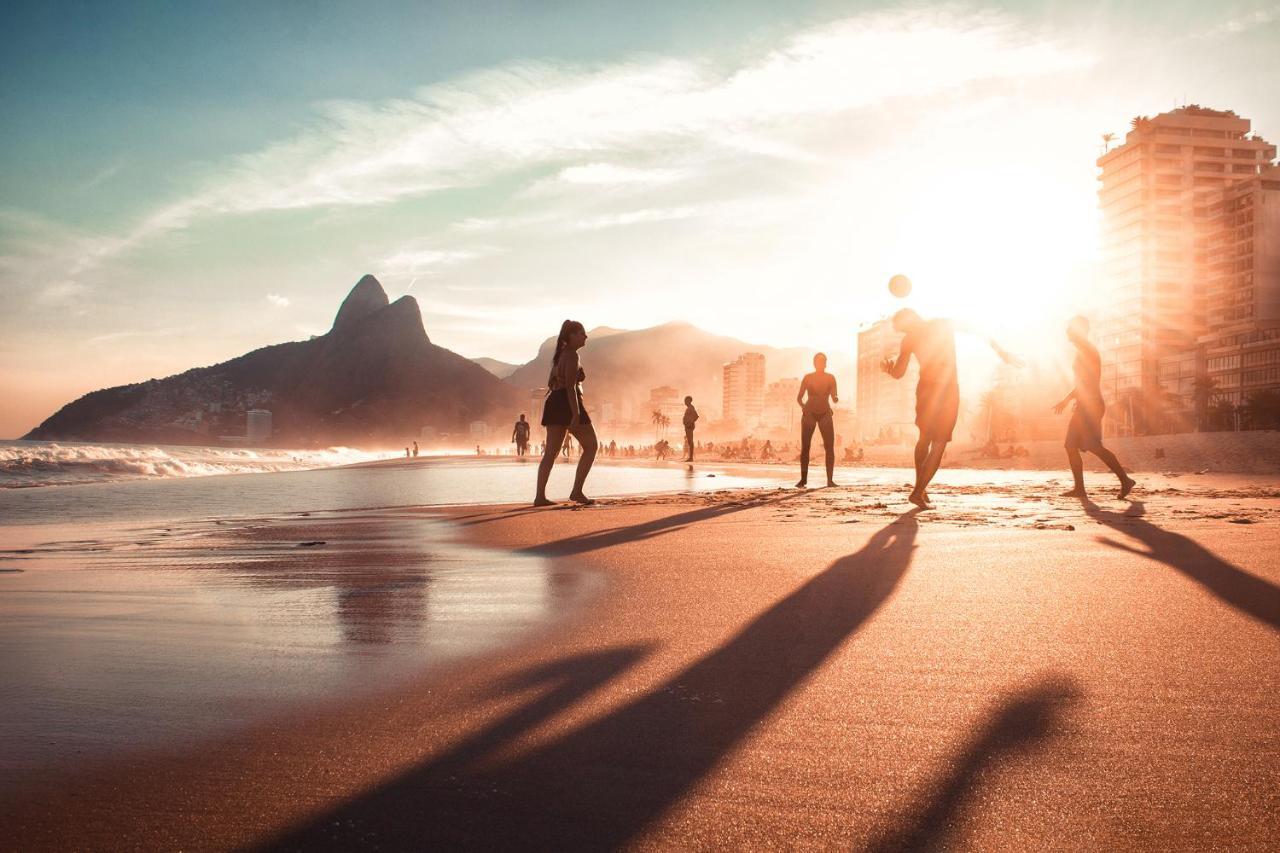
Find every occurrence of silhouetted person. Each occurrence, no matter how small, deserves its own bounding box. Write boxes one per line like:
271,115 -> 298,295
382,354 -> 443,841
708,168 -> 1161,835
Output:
609,439 -> 617,458
1053,315 -> 1135,499
882,309 -> 1019,509
535,320 -> 598,506
796,352 -> 838,488
412,441 -> 419,458
512,414 -> 531,457
405,447 -> 410,458
682,396 -> 699,462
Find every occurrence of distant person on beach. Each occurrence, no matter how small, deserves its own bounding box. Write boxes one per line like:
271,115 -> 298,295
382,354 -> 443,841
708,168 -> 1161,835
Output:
1053,315 -> 1136,500
405,447 -> 410,458
682,396 -> 699,462
882,308 -> 1021,509
534,320 -> 598,506
609,439 -> 617,458
795,352 -> 839,488
412,441 -> 419,458
512,414 -> 530,457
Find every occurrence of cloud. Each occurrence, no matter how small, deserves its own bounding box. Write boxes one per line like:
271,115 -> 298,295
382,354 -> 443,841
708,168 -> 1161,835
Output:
15,7 -> 1095,278
376,246 -> 494,279
569,204 -> 708,231
1196,5 -> 1280,38
266,293 -> 290,308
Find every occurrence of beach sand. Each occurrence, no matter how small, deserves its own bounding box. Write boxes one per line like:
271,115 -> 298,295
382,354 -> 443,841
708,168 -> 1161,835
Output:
2,471 -> 1278,850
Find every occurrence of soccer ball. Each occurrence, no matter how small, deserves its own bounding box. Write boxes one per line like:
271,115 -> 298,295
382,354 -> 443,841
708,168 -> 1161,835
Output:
888,274 -> 912,299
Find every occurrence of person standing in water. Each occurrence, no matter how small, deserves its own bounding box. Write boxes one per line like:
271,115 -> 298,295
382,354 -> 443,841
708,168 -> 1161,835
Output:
534,320 -> 598,506
795,352 -> 839,488
512,414 -> 530,457
682,396 -> 699,462
1053,315 -> 1136,499
882,308 -> 1020,509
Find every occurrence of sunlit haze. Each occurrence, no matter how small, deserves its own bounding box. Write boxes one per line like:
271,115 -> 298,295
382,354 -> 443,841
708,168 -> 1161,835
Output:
3,1 -> 1279,437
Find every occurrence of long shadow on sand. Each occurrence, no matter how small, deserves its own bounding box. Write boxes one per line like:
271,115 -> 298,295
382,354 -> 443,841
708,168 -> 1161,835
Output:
522,491 -> 801,557
263,512 -> 920,851
866,675 -> 1081,852
1085,500 -> 1279,630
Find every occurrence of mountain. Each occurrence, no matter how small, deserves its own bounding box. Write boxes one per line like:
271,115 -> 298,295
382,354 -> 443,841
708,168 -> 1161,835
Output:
503,321 -> 856,418
25,275 -> 524,446
471,357 -> 519,380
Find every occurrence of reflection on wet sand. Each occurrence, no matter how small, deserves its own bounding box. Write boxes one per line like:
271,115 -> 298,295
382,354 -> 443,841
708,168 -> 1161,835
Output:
0,510 -> 598,784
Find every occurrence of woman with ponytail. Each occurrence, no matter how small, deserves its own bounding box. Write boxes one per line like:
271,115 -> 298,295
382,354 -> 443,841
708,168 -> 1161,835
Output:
534,320 -> 598,505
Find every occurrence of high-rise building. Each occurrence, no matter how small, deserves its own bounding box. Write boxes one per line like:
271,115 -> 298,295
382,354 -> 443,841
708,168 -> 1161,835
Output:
647,385 -> 683,423
856,319 -> 916,442
763,378 -> 801,431
1201,164 -> 1280,408
722,353 -> 765,427
245,409 -> 272,443
1096,106 -> 1277,431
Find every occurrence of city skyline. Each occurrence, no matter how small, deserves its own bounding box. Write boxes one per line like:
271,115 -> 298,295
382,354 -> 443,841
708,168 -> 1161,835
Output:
4,1 -> 1280,438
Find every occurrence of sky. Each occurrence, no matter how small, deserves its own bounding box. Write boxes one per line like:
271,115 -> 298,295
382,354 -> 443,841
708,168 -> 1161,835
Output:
2,0 -> 1279,438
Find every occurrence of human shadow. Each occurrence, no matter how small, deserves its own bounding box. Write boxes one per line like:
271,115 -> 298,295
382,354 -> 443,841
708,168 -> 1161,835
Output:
264,512 -> 920,851
866,675 -> 1081,852
1085,500 -> 1279,630
524,491 -> 801,557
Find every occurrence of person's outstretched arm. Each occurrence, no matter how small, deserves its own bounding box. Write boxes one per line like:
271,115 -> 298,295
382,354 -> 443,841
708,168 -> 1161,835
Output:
881,339 -> 911,379
831,375 -> 839,404
1052,388 -> 1076,414
953,320 -> 1024,367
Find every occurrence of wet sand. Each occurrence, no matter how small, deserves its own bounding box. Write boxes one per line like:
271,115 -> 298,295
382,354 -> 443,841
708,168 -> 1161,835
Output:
1,470 -> 1278,850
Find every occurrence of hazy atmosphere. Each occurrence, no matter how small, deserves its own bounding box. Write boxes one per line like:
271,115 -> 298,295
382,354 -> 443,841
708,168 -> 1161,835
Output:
4,1 -> 1278,437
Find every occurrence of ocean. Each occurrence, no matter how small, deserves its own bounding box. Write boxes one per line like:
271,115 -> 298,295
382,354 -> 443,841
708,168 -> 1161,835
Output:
0,443 -> 786,784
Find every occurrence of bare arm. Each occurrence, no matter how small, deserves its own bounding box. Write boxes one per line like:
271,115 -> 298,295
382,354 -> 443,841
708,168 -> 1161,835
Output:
953,320 -> 1024,367
830,375 -> 839,404
881,339 -> 911,379
1052,389 -> 1076,414
563,351 -> 581,421
796,376 -> 807,407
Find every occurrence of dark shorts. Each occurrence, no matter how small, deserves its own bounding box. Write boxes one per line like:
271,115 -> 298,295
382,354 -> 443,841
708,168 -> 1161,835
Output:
916,382 -> 959,443
541,388 -> 590,427
1066,401 -> 1104,451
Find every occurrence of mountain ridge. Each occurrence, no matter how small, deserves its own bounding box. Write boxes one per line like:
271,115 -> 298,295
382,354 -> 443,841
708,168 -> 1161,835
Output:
25,276 -> 520,446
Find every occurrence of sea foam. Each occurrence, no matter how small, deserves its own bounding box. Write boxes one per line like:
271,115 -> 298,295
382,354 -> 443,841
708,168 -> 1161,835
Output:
0,441 -> 382,488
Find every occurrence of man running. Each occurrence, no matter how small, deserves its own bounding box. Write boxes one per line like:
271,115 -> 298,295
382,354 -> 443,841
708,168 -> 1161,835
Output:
795,352 -> 839,488
881,309 -> 1020,509
512,413 -> 531,457
682,396 -> 699,462
1053,315 -> 1136,499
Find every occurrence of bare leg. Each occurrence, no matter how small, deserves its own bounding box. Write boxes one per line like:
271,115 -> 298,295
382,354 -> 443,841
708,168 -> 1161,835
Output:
568,422 -> 598,504
910,435 -> 930,503
921,440 -> 947,487
1092,445 -> 1135,498
819,414 -> 836,486
535,426 -> 567,505
1062,444 -> 1086,497
797,414 -> 816,487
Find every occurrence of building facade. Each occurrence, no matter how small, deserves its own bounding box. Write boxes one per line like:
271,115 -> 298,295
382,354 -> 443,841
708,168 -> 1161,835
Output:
1201,165 -> 1280,410
721,353 -> 765,428
855,319 -> 916,442
1095,106 -> 1278,432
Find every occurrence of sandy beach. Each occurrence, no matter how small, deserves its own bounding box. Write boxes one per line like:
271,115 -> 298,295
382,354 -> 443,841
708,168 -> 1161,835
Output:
2,468 -> 1277,851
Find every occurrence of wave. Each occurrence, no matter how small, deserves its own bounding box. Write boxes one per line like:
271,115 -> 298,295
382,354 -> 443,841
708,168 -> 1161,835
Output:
0,441 -> 385,488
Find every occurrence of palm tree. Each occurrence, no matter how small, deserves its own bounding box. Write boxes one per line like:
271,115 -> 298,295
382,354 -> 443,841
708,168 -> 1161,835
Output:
651,409 -> 664,440
978,389 -> 1000,444
1243,389 -> 1280,429
1191,376 -> 1218,432
1101,132 -> 1116,154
